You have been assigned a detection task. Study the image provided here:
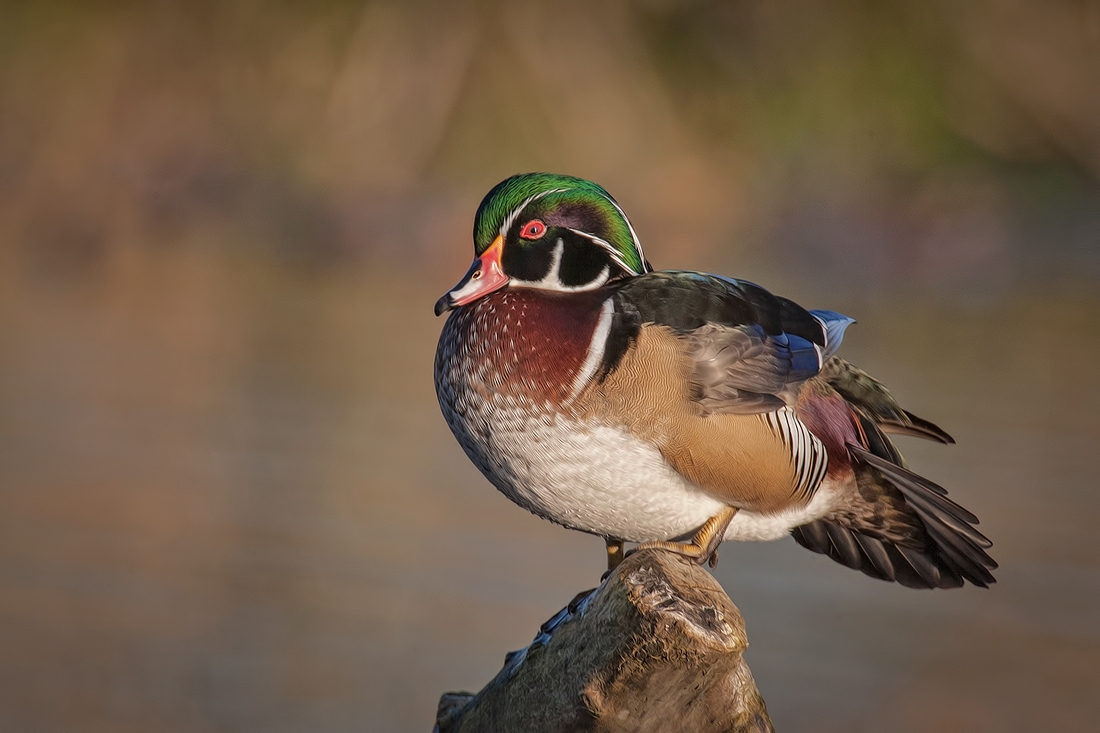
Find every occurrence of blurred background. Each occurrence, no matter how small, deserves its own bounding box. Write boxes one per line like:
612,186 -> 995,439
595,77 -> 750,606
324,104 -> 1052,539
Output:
1,1 -> 1098,731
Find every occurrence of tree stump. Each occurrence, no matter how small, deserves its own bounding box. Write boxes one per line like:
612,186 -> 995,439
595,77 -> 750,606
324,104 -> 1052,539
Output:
434,548 -> 773,733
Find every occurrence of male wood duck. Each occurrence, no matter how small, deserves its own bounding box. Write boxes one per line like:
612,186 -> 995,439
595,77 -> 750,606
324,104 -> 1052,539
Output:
434,173 -> 996,589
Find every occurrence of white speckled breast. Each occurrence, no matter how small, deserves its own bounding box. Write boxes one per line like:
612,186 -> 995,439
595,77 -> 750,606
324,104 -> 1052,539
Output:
435,288 -> 840,543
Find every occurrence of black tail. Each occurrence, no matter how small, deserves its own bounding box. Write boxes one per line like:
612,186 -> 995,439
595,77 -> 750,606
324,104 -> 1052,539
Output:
793,414 -> 996,589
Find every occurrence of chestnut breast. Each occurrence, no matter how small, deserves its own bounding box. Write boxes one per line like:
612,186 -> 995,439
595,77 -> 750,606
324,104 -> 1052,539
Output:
436,287 -> 609,405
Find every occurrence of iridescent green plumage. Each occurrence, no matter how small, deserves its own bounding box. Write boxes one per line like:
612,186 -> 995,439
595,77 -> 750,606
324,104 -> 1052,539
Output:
473,173 -> 647,275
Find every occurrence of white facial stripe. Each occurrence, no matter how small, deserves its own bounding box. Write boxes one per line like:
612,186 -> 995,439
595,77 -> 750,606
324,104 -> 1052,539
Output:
570,298 -> 615,398
499,187 -> 571,240
557,265 -> 610,292
532,239 -> 565,287
511,238 -> 611,293
500,185 -> 646,273
565,228 -> 639,275
601,195 -> 648,273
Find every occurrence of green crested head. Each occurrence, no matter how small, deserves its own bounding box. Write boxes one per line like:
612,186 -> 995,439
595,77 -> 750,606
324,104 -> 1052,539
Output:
472,173 -> 649,276
435,173 -> 650,315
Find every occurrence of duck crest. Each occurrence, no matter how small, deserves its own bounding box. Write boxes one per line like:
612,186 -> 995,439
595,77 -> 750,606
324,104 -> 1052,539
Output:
436,287 -> 610,408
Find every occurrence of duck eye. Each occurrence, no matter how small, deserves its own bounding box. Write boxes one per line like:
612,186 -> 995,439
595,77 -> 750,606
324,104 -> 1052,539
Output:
519,219 -> 546,240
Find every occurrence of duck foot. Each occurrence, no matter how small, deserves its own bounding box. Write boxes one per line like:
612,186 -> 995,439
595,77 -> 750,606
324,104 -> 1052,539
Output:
605,537 -> 625,571
633,506 -> 739,567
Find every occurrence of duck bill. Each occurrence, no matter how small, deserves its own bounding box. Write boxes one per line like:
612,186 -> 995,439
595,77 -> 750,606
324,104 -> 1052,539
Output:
434,235 -> 509,315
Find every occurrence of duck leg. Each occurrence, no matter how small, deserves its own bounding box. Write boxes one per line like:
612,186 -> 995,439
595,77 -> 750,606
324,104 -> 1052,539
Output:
605,538 -> 625,571
634,506 -> 739,566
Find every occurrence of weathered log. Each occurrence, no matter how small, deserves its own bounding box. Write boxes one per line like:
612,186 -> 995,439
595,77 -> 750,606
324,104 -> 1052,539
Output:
435,548 -> 773,733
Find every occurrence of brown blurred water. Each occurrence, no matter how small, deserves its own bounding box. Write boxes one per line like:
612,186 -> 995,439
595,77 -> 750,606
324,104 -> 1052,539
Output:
1,245 -> 1098,732
3,1 -> 1100,731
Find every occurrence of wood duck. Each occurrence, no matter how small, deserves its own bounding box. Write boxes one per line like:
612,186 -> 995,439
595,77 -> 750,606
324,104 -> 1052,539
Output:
434,173 -> 996,589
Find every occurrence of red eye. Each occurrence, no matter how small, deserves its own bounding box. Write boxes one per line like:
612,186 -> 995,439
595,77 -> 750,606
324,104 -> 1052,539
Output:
519,219 -> 547,239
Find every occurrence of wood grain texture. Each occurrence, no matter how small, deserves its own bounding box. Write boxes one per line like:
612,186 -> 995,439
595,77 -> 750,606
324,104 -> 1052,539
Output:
434,549 -> 772,733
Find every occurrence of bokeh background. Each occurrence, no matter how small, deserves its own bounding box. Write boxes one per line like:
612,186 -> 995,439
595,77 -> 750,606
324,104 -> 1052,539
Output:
2,1 -> 1099,731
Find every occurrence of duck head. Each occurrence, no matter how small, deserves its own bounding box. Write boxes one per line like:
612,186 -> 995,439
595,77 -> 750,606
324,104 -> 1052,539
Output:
435,173 -> 650,315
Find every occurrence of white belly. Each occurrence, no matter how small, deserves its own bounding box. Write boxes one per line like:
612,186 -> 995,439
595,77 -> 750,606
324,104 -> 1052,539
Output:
458,409 -> 840,543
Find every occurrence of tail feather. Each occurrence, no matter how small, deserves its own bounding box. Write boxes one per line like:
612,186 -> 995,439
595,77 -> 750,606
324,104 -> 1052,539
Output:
793,407 -> 996,590
895,544 -> 953,588
849,446 -> 989,545
879,410 -> 955,444
822,358 -> 955,445
792,521 -> 968,589
852,447 -> 996,587
852,532 -> 895,581
825,521 -> 863,569
857,411 -> 905,466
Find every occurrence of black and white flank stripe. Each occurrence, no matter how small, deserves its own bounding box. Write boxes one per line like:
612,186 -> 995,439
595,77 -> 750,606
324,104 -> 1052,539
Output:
763,407 -> 828,501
